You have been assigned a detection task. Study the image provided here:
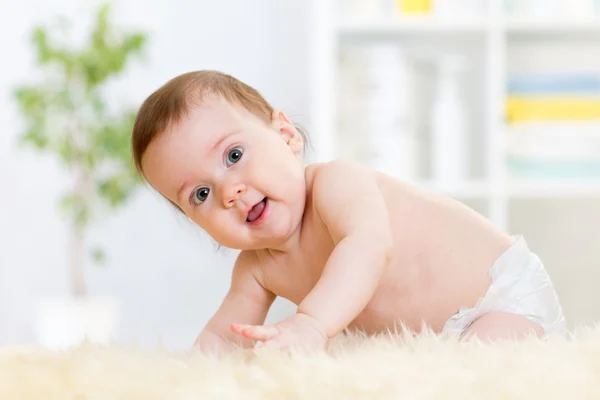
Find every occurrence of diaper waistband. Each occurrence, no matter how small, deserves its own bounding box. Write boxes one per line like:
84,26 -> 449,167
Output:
489,235 -> 534,278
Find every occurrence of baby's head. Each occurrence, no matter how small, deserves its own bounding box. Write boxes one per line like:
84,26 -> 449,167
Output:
132,70 -> 308,251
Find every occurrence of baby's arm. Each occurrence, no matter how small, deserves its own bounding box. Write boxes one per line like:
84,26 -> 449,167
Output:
297,160 -> 393,338
194,250 -> 276,352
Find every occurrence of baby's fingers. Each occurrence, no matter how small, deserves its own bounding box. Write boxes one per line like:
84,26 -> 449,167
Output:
230,323 -> 247,335
260,338 -> 285,350
243,325 -> 279,341
231,323 -> 279,341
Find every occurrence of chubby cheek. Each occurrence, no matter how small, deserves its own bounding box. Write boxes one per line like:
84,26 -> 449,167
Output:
201,212 -> 248,247
252,154 -> 304,198
274,168 -> 305,207
187,209 -> 217,233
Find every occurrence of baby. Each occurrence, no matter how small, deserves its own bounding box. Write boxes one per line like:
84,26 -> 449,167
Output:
131,70 -> 566,352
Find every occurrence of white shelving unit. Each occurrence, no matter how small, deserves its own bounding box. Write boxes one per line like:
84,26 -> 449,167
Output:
309,0 -> 600,231
506,17 -> 600,35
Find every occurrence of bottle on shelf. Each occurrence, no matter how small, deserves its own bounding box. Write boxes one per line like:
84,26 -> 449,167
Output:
430,54 -> 470,186
363,44 -> 419,181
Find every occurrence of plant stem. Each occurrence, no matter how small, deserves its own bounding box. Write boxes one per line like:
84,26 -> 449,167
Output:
69,117 -> 91,298
69,223 -> 87,298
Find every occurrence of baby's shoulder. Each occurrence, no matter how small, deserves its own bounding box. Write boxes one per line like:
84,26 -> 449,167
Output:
305,159 -> 390,215
306,159 -> 376,188
308,158 -> 370,173
306,159 -> 419,207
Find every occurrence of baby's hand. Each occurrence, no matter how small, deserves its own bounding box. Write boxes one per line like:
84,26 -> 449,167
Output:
193,328 -> 237,354
230,313 -> 328,352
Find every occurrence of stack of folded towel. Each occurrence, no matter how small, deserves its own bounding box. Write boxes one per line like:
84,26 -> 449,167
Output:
505,74 -> 600,179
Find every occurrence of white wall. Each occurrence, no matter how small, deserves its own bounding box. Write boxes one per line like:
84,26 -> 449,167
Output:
0,0 -> 308,349
2,0 -> 598,350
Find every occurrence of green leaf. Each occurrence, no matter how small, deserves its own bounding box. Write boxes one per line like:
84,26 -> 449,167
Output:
96,170 -> 138,209
59,193 -> 92,229
90,247 -> 107,265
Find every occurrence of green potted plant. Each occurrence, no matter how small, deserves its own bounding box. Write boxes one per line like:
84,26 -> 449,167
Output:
13,2 -> 148,347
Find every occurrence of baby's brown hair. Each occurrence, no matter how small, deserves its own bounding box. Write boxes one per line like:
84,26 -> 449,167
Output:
131,70 -> 307,180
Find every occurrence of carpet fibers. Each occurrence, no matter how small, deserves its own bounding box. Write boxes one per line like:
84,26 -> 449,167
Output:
1,327 -> 599,399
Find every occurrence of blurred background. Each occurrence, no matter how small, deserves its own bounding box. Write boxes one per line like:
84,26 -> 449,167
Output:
1,0 -> 599,350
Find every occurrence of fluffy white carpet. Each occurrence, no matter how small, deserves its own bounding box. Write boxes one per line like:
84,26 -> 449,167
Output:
1,327 -> 599,399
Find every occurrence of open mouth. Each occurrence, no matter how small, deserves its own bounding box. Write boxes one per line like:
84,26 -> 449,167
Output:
246,198 -> 267,224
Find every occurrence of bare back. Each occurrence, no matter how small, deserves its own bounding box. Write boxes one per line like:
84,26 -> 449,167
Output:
256,163 -> 515,335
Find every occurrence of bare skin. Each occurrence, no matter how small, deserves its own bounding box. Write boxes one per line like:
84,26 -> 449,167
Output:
141,95 -> 544,353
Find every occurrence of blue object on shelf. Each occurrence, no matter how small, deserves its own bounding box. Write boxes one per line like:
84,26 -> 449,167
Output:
507,74 -> 600,95
507,157 -> 600,179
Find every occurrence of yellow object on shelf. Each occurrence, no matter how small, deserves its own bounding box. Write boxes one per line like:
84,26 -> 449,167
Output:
397,0 -> 432,13
506,96 -> 600,121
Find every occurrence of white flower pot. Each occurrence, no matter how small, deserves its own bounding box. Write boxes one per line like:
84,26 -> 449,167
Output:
34,296 -> 119,349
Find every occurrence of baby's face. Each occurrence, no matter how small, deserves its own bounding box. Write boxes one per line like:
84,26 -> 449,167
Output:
141,96 -> 307,251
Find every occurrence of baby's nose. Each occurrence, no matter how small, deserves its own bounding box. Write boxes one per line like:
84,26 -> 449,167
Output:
222,182 -> 246,207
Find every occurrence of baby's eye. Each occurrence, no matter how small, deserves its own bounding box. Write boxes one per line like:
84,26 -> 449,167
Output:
192,187 -> 210,205
226,147 -> 243,167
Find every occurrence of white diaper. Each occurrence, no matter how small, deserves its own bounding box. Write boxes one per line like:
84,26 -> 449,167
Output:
443,235 -> 566,336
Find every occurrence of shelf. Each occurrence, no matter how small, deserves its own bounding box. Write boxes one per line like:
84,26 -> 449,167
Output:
506,18 -> 600,33
416,180 -> 492,199
336,16 -> 600,39
337,16 -> 489,38
414,179 -> 600,199
507,179 -> 600,198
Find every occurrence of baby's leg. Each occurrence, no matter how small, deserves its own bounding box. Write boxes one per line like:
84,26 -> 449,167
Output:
460,311 -> 544,341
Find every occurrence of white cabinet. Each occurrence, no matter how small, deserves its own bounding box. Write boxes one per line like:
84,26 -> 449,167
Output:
309,0 -> 600,231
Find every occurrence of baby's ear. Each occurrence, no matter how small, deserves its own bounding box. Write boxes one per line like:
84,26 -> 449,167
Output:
271,109 -> 303,154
